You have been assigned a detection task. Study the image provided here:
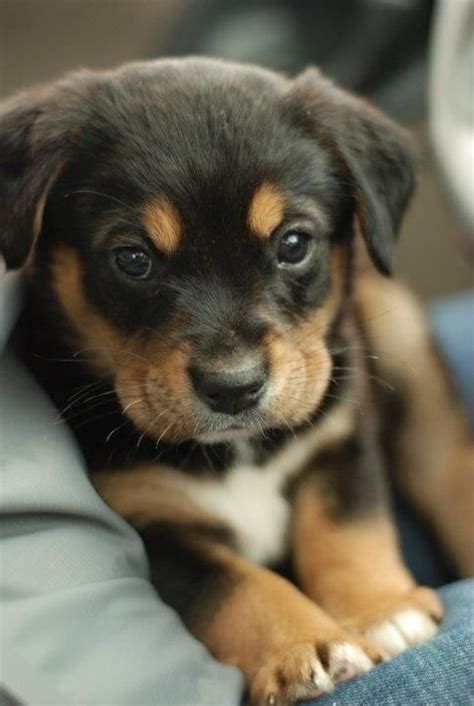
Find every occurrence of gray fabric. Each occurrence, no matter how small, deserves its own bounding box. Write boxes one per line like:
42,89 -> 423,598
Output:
0,271 -> 242,705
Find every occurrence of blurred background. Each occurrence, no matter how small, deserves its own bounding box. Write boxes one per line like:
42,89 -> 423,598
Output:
0,0 -> 472,300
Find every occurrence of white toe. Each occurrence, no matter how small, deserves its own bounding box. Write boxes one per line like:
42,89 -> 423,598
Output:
365,620 -> 407,656
365,608 -> 439,657
328,642 -> 374,682
391,608 -> 438,645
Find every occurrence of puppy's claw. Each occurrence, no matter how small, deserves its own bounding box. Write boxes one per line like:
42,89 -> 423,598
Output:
250,638 -> 374,705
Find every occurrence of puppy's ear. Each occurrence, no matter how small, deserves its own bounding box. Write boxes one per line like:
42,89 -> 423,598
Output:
0,73 -> 97,269
290,67 -> 416,274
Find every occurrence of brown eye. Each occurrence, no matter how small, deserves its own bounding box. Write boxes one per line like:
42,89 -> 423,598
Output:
114,247 -> 153,279
277,231 -> 312,267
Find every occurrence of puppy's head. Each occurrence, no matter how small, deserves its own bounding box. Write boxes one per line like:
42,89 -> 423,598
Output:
0,58 -> 414,444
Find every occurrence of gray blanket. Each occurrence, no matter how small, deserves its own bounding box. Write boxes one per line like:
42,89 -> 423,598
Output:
0,270 -> 241,705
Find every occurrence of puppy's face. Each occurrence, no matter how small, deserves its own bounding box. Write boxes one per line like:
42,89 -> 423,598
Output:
0,59 -> 414,443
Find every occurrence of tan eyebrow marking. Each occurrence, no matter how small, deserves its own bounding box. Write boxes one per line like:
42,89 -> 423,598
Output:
247,182 -> 285,239
143,196 -> 182,255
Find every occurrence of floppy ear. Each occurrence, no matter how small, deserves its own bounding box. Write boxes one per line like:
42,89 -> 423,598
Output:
0,73 -> 97,269
290,67 -> 416,274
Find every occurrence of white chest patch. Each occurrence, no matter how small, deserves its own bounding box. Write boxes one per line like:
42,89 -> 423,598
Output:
179,399 -> 356,565
190,462 -> 290,564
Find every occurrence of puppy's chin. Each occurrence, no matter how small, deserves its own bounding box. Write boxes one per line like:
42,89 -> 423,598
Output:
196,428 -> 255,445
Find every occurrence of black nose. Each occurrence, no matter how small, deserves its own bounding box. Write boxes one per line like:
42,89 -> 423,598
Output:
190,363 -> 266,415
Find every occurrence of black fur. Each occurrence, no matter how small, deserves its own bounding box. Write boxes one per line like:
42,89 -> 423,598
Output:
290,67 -> 416,274
1,58 -> 417,645
141,521 -> 239,626
301,431 -> 389,521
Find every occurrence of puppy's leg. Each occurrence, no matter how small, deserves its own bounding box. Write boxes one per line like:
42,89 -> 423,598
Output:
94,468 -> 380,706
142,523 -> 382,706
355,273 -> 474,576
292,441 -> 443,657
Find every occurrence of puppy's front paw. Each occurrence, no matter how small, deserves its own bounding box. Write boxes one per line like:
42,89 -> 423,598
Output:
250,636 -> 380,706
361,587 -> 443,657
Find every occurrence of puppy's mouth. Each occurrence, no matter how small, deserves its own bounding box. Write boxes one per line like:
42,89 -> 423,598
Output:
192,406 -> 268,445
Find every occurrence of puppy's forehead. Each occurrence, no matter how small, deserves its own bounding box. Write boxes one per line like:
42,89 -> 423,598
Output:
141,181 -> 285,256
74,59 -> 339,247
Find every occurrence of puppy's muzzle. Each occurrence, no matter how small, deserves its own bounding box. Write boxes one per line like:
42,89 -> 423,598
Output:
190,361 -> 267,415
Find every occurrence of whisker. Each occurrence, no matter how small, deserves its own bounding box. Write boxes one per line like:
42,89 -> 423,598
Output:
122,398 -> 145,414
136,410 -> 168,449
56,384 -> 143,423
65,189 -> 133,211
105,409 -> 140,445
153,421 -> 175,453
72,346 -> 150,364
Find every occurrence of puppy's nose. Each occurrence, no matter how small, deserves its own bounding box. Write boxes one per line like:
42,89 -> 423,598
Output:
190,363 -> 266,415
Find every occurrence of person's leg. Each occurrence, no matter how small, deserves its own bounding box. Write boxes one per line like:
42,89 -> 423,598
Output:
396,292 -> 474,588
430,291 -> 474,425
354,277 -> 474,576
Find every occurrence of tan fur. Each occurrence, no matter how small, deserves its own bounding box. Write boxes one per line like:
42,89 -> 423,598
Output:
50,243 -> 351,444
292,478 -> 443,630
114,332 -> 196,443
247,182 -> 285,238
355,272 -> 474,576
264,245 -> 348,426
93,467 -> 380,702
93,466 -> 222,529
189,543 -> 380,704
50,246 -> 129,376
50,246 -> 198,440
143,195 -> 182,255
33,165 -> 65,240
92,462 -> 384,700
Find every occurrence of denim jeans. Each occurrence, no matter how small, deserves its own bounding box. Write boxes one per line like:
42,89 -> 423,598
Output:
309,292 -> 474,706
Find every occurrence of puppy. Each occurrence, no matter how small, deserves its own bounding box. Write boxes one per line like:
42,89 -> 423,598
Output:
1,58 -> 472,705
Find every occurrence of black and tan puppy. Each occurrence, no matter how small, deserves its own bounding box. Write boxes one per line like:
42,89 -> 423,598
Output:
1,58 -> 473,705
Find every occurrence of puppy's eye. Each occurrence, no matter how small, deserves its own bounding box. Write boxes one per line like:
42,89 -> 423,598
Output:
277,231 -> 312,267
114,247 -> 153,279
